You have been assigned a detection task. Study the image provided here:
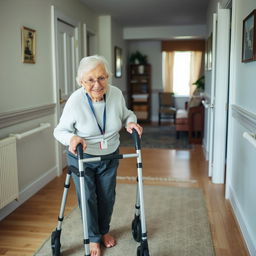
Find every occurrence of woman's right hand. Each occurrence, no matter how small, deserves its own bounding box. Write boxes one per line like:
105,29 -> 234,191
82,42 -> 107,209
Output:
69,135 -> 87,155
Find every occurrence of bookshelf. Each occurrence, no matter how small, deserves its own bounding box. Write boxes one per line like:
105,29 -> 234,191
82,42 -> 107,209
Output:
128,64 -> 151,122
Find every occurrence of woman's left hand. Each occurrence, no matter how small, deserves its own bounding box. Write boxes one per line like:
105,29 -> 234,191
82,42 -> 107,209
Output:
126,122 -> 143,137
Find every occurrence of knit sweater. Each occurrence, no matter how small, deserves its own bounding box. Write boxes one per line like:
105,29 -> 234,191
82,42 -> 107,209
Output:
53,85 -> 137,155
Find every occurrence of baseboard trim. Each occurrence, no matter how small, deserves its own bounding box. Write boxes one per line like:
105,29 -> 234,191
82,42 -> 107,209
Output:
0,166 -> 57,221
229,185 -> 256,256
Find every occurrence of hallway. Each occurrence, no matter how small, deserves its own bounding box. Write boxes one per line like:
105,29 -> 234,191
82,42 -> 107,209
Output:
0,145 -> 249,255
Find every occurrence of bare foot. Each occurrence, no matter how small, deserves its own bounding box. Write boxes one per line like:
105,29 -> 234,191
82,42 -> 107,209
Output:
90,242 -> 101,256
102,233 -> 116,248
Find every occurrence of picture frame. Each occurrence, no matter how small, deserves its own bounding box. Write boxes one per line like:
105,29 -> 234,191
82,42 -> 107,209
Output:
242,10 -> 256,63
114,46 -> 122,78
21,26 -> 36,63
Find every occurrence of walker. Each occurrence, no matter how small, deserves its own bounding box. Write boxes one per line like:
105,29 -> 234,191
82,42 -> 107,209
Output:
51,129 -> 150,256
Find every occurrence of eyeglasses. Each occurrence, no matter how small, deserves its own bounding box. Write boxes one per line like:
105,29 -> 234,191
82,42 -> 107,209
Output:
83,76 -> 107,86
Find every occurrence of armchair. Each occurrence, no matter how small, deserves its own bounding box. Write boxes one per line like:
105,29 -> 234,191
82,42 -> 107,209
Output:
158,92 -> 176,125
175,102 -> 204,144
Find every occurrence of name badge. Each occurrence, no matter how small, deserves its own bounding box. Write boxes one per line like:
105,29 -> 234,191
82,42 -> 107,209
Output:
100,139 -> 108,150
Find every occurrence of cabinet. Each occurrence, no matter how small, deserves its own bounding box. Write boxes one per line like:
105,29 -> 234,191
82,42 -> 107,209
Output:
128,64 -> 151,122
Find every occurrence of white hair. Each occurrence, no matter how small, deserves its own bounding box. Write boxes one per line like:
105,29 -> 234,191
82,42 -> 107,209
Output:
76,55 -> 112,86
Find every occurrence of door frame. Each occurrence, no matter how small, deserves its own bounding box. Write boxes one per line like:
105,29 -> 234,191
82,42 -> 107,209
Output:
208,13 -> 217,177
51,5 -> 81,175
208,6 -> 231,184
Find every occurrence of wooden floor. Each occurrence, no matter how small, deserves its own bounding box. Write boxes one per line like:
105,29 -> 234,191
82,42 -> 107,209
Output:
0,146 -> 249,256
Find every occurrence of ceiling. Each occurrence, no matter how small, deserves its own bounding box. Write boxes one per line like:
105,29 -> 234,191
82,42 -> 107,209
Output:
80,0 -> 209,27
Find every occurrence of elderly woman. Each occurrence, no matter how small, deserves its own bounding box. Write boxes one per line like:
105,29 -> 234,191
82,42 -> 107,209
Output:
54,55 -> 142,256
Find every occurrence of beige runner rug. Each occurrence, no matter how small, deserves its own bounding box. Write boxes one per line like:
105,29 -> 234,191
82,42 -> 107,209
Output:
35,184 -> 215,256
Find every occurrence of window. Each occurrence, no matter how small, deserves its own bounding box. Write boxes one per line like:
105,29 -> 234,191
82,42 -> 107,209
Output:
173,51 -> 191,96
162,50 -> 202,96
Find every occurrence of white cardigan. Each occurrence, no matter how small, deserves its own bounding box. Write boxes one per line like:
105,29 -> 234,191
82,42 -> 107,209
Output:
54,85 -> 137,155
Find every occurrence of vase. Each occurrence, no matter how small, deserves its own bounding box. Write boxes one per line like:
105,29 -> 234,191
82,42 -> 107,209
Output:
138,65 -> 144,74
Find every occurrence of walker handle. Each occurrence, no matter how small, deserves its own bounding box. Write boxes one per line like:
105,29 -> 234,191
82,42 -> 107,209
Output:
132,128 -> 141,150
76,143 -> 84,159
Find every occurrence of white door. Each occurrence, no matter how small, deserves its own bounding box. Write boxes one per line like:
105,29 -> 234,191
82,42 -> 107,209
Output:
208,7 -> 231,184
57,20 -> 78,170
51,6 -> 81,175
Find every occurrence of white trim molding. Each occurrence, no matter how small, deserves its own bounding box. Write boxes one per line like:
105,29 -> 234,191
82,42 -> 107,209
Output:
0,104 -> 55,129
231,104 -> 256,131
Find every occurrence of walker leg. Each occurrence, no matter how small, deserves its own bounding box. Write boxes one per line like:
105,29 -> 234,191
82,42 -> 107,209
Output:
51,168 -> 72,256
132,181 -> 142,242
136,150 -> 150,255
78,159 -> 91,256
132,149 -> 150,255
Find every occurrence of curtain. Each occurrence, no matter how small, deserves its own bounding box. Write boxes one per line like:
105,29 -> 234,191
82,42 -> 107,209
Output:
162,51 -> 174,93
189,51 -> 203,96
162,50 -> 203,96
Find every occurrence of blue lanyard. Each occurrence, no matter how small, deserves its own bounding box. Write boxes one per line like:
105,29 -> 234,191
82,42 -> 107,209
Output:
86,93 -> 106,135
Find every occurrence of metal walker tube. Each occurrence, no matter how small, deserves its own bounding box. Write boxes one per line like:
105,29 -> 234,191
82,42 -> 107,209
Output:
136,149 -> 147,240
77,146 -> 91,256
57,172 -> 71,230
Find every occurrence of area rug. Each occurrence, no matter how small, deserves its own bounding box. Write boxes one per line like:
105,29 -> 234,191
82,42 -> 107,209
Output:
119,125 -> 192,149
35,184 -> 215,256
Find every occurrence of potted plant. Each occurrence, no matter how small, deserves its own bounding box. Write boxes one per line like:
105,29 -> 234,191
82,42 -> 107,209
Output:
193,75 -> 205,91
129,51 -> 148,74
129,51 -> 148,65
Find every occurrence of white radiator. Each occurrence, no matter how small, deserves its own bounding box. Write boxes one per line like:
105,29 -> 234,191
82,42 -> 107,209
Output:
0,136 -> 19,209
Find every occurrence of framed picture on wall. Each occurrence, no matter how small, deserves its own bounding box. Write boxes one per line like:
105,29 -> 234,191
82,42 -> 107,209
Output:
242,9 -> 256,62
114,46 -> 122,78
21,26 -> 36,63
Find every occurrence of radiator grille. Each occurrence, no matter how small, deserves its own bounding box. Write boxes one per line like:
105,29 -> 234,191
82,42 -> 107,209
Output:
0,136 -> 19,209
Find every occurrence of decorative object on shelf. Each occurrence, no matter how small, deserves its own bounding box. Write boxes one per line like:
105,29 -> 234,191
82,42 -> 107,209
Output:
114,46 -> 122,78
242,9 -> 256,62
21,26 -> 36,64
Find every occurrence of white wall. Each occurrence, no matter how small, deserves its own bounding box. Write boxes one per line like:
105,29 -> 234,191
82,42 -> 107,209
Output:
111,18 -> 128,94
0,0 -> 98,113
124,25 -> 207,40
0,0 -> 99,219
98,16 -> 112,68
226,0 -> 256,254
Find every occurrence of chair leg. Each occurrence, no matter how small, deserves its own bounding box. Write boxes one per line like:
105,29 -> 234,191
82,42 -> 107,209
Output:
158,113 -> 161,125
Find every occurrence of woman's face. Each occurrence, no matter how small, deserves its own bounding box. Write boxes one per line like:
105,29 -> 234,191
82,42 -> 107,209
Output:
80,64 -> 109,101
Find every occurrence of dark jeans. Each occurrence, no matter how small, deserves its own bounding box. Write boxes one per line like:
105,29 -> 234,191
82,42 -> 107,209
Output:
66,149 -> 119,243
